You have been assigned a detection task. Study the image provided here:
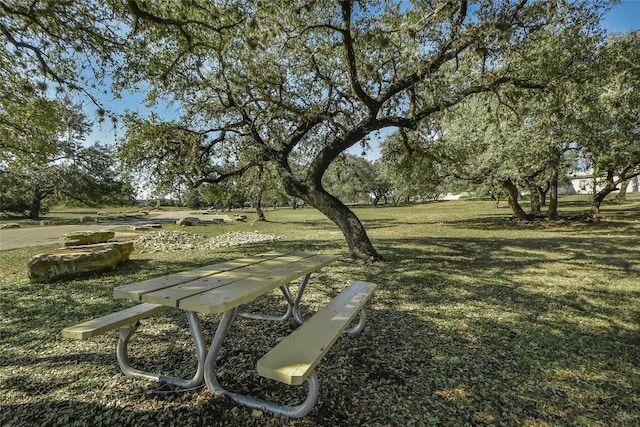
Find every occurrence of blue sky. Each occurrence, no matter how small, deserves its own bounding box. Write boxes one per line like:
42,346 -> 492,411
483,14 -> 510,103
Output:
603,0 -> 640,33
88,1 -> 640,152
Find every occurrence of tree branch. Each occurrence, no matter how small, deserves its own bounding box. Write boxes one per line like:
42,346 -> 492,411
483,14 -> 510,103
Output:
339,1 -> 378,112
412,77 -> 545,124
126,0 -> 239,41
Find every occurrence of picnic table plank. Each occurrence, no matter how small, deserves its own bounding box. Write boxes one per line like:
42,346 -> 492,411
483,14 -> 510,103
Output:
179,254 -> 339,314
113,252 -> 288,300
61,303 -> 170,339
141,252 -> 319,307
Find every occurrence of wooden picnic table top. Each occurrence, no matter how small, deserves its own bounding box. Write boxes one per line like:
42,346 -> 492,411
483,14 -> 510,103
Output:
113,251 -> 338,315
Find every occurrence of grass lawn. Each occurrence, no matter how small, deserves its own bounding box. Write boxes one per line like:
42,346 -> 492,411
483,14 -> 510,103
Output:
1,198 -> 639,426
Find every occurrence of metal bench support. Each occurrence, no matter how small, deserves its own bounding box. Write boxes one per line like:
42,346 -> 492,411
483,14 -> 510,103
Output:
203,307 -> 320,418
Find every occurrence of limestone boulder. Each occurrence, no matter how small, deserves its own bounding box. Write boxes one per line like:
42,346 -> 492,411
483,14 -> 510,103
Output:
60,230 -> 115,247
0,223 -> 20,229
176,217 -> 201,226
127,223 -> 162,231
27,241 -> 134,283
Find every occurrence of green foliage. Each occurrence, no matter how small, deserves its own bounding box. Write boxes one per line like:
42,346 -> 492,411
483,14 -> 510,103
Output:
589,31 -> 640,174
0,95 -> 85,218
0,91 -> 134,218
0,89 -> 73,165
57,144 -> 137,207
106,2 -> 609,201
381,24 -> 640,218
0,169 -> 42,216
1,1 -> 618,255
322,154 -> 376,204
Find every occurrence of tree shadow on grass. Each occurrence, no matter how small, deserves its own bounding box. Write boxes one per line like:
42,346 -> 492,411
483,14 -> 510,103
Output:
3,233 -> 639,426
277,217 -> 402,231
3,294 -> 638,427
0,396 -> 265,426
1,298 -> 441,426
350,234 -> 640,424
441,206 -> 640,234
235,233 -> 640,424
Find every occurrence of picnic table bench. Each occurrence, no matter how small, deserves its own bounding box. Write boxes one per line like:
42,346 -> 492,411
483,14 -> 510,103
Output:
62,251 -> 376,418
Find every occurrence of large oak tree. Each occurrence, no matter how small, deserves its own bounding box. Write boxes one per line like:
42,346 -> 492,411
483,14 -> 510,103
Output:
1,1 -> 611,260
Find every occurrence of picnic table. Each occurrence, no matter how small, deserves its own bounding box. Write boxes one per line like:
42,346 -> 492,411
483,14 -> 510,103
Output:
62,251 -> 376,418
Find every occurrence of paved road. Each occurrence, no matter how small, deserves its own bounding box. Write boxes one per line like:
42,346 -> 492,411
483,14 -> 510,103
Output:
0,223 -> 139,251
0,211 -> 234,251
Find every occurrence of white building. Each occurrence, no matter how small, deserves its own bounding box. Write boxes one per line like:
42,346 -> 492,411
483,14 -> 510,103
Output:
560,171 -> 639,195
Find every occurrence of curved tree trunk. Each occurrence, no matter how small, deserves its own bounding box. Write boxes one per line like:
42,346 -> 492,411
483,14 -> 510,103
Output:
614,179 -> 629,203
591,188 -> 612,218
303,187 -> 383,262
590,171 -> 617,218
547,169 -> 559,219
500,178 -> 529,220
277,164 -> 382,261
537,182 -> 549,206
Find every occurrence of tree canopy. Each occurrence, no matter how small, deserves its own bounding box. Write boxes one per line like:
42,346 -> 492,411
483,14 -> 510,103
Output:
584,31 -> 640,214
1,0 -> 616,259
381,19 -> 640,222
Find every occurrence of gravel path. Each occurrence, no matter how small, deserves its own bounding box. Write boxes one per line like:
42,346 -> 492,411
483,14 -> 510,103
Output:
0,210 -> 251,251
134,230 -> 281,252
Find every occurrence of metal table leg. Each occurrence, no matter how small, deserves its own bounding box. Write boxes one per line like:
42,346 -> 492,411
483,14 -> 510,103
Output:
116,310 -> 207,388
238,273 -> 311,325
238,285 -> 293,321
344,310 -> 367,335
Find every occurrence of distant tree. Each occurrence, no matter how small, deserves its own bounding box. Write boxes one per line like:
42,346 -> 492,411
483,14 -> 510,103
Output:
1,94 -> 82,219
515,25 -> 606,219
181,187 -> 204,209
381,126 -> 453,204
369,161 -> 396,206
381,22 -> 617,221
584,31 -> 640,217
0,92 -> 133,218
0,163 -> 57,218
58,143 -> 136,207
0,171 -> 28,216
239,164 -> 284,220
322,155 -> 376,204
